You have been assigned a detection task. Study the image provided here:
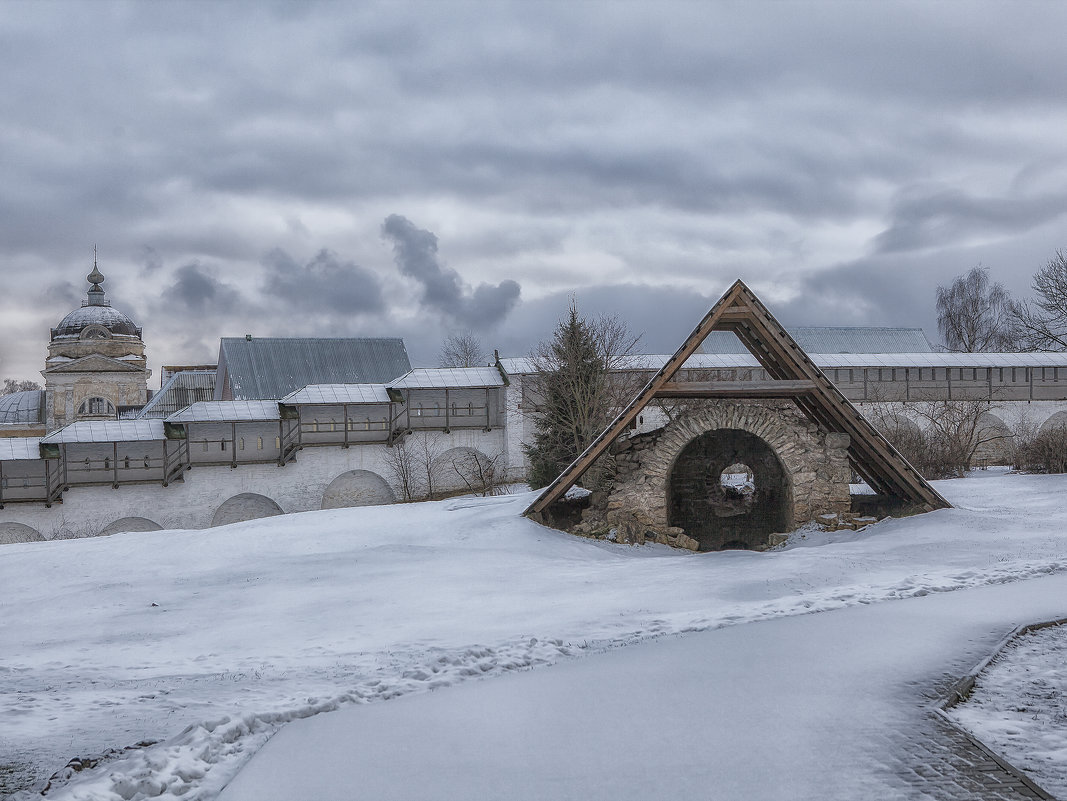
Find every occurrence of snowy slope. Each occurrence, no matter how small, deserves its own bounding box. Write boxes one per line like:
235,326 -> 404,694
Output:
220,574 -> 1067,801
2,469 -> 1066,799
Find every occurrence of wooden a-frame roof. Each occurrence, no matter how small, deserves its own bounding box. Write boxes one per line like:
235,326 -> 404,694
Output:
525,279 -> 950,517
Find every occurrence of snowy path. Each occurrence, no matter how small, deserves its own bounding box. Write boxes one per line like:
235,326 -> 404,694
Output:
948,623 -> 1067,798
220,574 -> 1067,801
2,470 -> 1066,798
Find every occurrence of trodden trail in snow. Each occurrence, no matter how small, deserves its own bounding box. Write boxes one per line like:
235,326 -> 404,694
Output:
2,469 -> 1066,800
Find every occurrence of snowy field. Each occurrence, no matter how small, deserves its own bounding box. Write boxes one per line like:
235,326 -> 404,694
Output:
1,468 -> 1066,799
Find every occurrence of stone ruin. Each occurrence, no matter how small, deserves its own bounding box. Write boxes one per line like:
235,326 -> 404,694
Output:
571,400 -> 854,551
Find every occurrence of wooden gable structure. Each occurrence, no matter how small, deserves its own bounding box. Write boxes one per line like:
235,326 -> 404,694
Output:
525,279 -> 950,518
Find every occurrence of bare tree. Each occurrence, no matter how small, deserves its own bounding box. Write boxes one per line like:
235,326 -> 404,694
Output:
865,398 -> 1013,478
385,433 -> 447,500
439,331 -> 486,368
1010,250 -> 1067,350
445,449 -> 507,496
2,378 -> 42,395
415,432 -> 445,498
1015,422 -> 1067,473
936,265 -> 1019,352
384,439 -> 418,500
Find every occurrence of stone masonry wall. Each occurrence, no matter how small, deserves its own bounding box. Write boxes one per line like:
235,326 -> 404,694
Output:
591,400 -> 851,550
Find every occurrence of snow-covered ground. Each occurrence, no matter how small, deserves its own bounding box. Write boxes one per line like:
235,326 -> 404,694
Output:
1,468 -> 1066,800
947,623 -> 1067,798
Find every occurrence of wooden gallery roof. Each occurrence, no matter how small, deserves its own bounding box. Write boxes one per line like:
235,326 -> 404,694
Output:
525,279 -> 950,518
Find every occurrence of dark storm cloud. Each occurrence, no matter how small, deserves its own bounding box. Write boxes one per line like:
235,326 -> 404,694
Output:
382,215 -> 520,329
167,263 -> 241,311
261,248 -> 385,315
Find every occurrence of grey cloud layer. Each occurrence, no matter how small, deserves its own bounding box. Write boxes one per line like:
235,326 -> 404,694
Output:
382,215 -> 520,329
1,1 -> 1066,379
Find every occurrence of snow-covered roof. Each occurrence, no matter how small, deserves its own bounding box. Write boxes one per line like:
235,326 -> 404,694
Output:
282,384 -> 392,405
813,352 -> 1067,368
0,437 -> 43,461
698,327 -> 934,354
499,352 -> 1067,376
166,401 -> 281,423
42,420 -> 166,444
388,367 -> 504,389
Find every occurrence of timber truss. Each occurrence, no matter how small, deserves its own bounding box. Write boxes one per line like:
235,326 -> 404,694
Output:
525,279 -> 950,517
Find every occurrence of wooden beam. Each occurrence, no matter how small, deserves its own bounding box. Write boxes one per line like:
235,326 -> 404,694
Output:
524,281 -> 751,516
523,278 -> 950,519
654,380 -> 816,398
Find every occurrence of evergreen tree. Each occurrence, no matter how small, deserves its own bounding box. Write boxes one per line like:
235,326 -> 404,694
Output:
523,302 -> 640,489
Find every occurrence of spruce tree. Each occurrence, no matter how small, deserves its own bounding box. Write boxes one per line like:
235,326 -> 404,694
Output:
524,302 -> 611,489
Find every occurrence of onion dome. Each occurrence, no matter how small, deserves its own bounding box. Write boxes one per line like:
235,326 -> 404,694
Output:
50,259 -> 142,340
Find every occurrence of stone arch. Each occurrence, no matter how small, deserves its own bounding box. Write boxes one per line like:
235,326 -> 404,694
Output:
879,411 -> 921,436
974,412 -> 1013,466
99,517 -> 163,536
605,401 -> 850,550
321,470 -> 397,509
434,447 -> 495,494
668,428 -> 791,551
0,522 -> 44,545
211,493 -> 284,527
1039,410 -> 1067,432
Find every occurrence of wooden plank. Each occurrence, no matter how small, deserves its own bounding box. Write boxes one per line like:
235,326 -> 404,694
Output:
654,380 -> 816,398
524,281 -> 750,516
729,292 -> 947,508
523,278 -> 949,518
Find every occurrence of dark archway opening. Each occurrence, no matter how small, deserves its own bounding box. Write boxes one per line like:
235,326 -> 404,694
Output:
668,429 -> 790,551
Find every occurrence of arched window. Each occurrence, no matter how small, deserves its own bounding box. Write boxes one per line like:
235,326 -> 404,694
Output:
78,397 -> 115,417
80,325 -> 111,340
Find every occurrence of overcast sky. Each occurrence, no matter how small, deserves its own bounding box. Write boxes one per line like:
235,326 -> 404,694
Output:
2,0 -> 1066,383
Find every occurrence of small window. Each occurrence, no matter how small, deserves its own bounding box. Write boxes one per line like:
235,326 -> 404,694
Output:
275,437 -> 281,448
220,439 -> 226,452
257,437 -> 264,450
78,396 -> 115,417
239,438 -> 245,450
202,440 -> 209,452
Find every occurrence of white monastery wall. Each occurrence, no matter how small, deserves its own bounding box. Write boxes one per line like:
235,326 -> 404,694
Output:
0,428 -> 506,541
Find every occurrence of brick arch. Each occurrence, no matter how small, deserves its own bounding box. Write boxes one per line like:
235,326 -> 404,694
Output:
99,517 -> 163,536
321,470 -> 396,509
211,493 -> 284,527
607,400 -> 851,550
0,522 -> 44,545
435,447 -> 494,494
975,412 -> 1013,465
1039,409 -> 1067,432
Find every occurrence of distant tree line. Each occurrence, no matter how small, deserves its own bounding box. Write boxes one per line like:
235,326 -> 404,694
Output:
2,379 -> 42,395
936,251 -> 1067,352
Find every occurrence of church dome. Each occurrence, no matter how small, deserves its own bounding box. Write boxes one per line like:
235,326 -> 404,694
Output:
52,304 -> 141,339
50,260 -> 142,340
